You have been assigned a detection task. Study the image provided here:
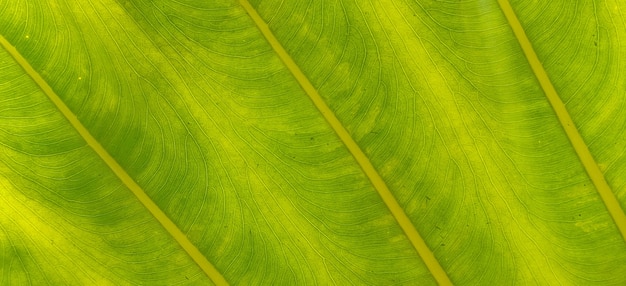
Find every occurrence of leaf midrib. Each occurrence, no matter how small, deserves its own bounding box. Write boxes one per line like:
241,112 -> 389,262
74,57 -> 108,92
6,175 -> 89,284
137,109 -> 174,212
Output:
0,34 -> 229,286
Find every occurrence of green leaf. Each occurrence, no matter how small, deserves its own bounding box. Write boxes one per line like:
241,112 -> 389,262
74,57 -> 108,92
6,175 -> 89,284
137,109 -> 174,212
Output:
1,0 -> 625,284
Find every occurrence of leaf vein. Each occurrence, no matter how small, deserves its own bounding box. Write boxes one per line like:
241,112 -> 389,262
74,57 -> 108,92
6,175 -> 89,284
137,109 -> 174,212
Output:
237,1 -> 453,285
497,0 -> 626,242
0,34 -> 229,286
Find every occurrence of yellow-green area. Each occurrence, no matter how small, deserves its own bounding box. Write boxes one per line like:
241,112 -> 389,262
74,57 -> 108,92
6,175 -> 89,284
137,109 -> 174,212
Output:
1,0 -> 626,285
0,35 -> 211,284
497,0 -> 626,242
0,0 -> 435,284
0,34 -> 227,285
247,0 -> 626,284
238,0 -> 452,284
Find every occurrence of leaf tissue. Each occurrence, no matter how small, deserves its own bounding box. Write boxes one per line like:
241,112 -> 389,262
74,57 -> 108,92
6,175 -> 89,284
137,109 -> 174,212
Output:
1,0 -> 625,285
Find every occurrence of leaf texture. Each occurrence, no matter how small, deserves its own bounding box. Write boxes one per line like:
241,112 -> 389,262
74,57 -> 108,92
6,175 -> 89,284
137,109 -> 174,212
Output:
1,0 -> 626,285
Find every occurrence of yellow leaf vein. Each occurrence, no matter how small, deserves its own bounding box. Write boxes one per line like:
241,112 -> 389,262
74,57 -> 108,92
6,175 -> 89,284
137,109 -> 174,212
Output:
0,34 -> 229,286
237,1 -> 453,285
497,0 -> 626,242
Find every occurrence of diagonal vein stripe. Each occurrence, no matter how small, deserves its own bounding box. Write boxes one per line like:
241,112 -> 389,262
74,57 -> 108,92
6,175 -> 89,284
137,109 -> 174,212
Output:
497,0 -> 626,242
237,1 -> 453,285
0,34 -> 229,286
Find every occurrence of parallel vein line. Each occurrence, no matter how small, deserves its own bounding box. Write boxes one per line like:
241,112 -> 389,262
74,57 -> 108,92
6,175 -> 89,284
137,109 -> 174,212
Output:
497,0 -> 626,241
237,1 -> 453,285
0,34 -> 229,286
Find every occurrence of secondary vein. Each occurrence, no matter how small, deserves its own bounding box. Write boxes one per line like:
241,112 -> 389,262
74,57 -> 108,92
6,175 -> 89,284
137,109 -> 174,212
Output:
0,34 -> 229,286
496,0 -> 626,241
237,1 -> 453,285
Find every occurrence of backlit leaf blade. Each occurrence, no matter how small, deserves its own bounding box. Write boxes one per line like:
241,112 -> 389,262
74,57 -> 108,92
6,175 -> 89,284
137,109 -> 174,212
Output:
509,0 -> 626,208
245,0 -> 626,283
0,0 -> 625,285
1,0 -> 432,284
0,43 -> 210,284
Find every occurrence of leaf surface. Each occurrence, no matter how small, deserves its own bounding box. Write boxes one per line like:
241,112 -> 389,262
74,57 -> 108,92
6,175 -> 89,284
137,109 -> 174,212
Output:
1,0 -> 625,285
